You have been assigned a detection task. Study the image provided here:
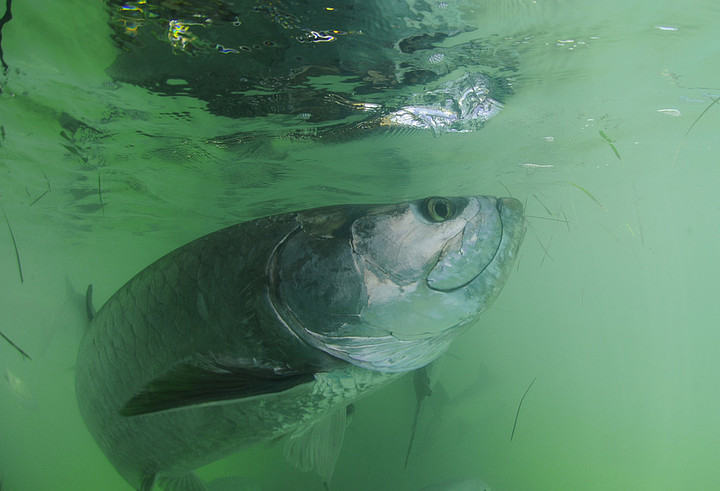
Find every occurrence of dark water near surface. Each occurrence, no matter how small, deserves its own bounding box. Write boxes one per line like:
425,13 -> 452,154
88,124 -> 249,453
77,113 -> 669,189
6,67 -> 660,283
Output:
1,0 -> 720,489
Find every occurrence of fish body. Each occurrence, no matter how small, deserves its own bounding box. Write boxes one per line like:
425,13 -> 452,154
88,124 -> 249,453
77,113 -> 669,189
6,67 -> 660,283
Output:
75,196 -> 525,489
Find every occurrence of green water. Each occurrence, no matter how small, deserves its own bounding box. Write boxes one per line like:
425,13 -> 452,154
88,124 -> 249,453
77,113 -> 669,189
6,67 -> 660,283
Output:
1,0 -> 719,489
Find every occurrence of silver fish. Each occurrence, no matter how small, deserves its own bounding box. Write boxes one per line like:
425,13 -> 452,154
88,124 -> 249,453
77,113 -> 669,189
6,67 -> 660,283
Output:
380,73 -> 504,135
75,196 -> 525,490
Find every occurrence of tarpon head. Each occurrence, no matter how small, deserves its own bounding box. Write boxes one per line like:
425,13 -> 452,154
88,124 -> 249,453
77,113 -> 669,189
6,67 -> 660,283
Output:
270,196 -> 525,372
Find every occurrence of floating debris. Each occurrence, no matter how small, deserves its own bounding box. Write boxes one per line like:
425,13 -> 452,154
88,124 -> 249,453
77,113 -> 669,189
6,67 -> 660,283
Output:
519,163 -> 554,169
568,182 -> 607,212
657,108 -> 681,117
540,230 -> 555,266
654,25 -> 678,31
674,95 -> 720,163
29,171 -> 52,206
497,181 -> 513,197
29,190 -> 49,206
599,130 -> 622,160
525,215 -> 569,224
1,204 -> 24,283
1,329 -> 31,360
60,139 -> 90,165
533,194 -> 552,215
562,209 -> 571,233
532,230 -> 553,264
678,96 -> 705,104
510,377 -> 536,441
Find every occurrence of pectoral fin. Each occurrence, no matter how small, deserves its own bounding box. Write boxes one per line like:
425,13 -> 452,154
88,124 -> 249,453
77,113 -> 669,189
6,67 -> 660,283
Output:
120,357 -> 315,417
284,406 -> 348,486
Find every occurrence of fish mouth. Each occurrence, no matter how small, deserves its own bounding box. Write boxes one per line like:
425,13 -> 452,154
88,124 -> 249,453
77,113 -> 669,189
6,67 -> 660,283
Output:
427,197 -> 523,292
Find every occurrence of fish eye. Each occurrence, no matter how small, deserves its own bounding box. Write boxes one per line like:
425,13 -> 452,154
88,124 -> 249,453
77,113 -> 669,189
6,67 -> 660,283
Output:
424,197 -> 455,222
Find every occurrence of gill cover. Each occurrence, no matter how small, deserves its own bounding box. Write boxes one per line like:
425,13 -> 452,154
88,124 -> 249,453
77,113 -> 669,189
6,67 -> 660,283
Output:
269,196 -> 524,372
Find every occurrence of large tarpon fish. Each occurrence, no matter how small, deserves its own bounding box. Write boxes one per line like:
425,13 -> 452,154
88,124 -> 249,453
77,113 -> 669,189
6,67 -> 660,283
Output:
75,196 -> 525,490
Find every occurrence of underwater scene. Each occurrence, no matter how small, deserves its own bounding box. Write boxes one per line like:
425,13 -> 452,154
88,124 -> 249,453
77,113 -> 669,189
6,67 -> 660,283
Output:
1,0 -> 719,490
